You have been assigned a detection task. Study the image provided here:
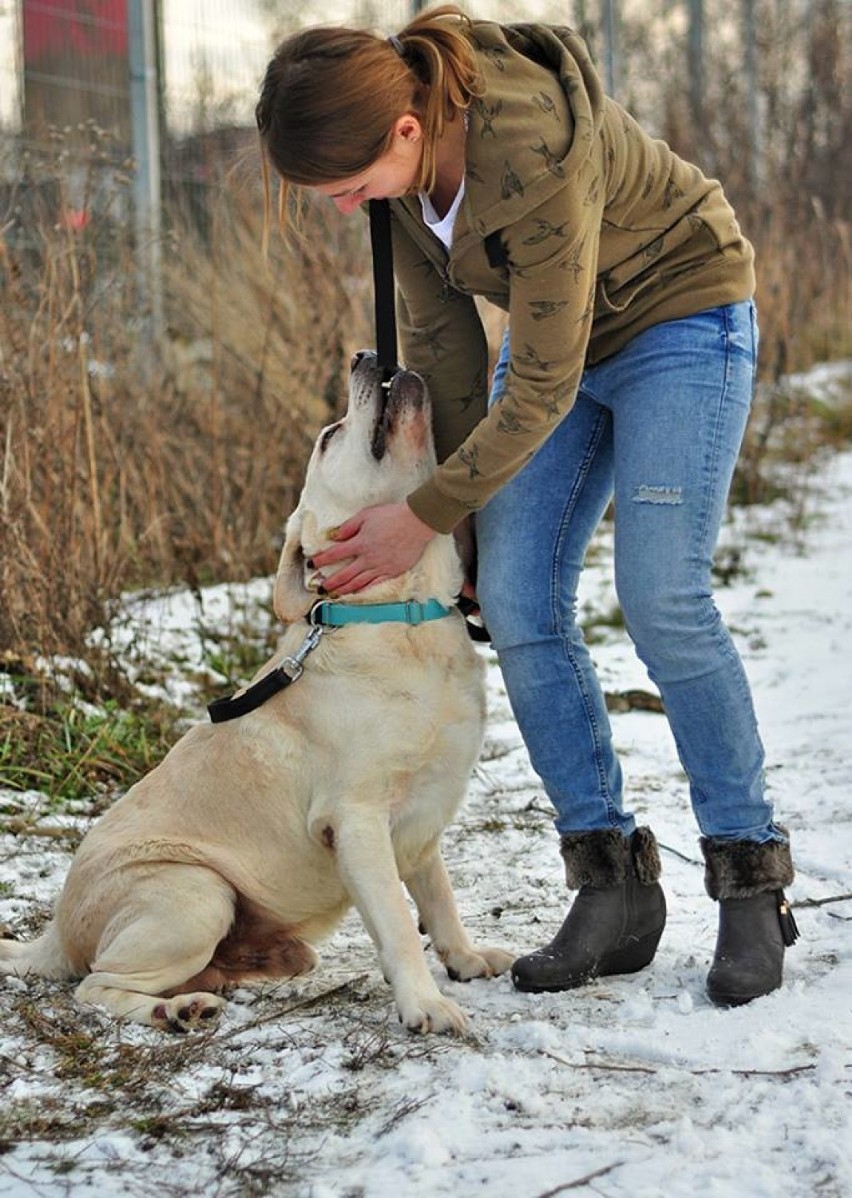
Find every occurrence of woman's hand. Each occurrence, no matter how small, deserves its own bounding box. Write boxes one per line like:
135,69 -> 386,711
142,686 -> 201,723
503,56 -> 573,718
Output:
309,502 -> 437,597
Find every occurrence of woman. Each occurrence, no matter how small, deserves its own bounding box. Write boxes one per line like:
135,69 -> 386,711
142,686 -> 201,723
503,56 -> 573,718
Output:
256,6 -> 798,1006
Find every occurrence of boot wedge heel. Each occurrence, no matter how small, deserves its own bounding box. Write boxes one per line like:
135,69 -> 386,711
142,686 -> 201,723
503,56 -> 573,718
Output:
598,923 -> 666,978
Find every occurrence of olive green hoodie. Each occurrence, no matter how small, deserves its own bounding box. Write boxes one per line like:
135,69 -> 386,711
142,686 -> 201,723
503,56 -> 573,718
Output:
391,21 -> 755,533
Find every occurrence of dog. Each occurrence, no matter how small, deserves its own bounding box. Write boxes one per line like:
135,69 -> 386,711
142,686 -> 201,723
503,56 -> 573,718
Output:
0,351 -> 512,1034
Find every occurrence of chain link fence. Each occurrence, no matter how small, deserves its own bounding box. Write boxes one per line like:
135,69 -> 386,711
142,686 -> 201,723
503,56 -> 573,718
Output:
1,1 -> 848,274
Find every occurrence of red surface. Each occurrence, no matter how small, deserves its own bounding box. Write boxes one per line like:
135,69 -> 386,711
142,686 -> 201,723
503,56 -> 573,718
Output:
22,1 -> 128,61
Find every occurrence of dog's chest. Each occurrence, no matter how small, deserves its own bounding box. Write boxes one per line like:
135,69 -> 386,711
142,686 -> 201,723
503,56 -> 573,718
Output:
347,670 -> 481,777
315,635 -> 484,737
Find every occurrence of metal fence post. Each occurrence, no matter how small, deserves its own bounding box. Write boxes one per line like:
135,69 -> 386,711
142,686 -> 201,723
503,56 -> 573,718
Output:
688,0 -> 705,129
742,0 -> 762,193
601,0 -> 620,98
128,0 -> 163,341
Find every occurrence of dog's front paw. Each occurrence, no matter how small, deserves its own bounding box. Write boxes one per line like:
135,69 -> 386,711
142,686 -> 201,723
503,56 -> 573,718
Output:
397,991 -> 467,1036
443,946 -> 515,982
152,992 -> 226,1033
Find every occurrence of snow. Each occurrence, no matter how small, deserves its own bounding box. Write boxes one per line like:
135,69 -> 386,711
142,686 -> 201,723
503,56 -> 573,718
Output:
1,388 -> 851,1196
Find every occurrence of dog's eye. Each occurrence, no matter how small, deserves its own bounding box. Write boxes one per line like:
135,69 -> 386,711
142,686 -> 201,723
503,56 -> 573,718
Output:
319,422 -> 342,453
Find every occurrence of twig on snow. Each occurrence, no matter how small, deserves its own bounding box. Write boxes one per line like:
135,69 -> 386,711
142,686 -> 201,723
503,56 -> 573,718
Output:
729,1065 -> 817,1079
212,973 -> 374,1044
793,893 -> 852,909
657,840 -> 703,866
376,1095 -> 430,1138
541,1048 -> 818,1081
2,818 -> 82,841
541,1049 -> 656,1074
535,1160 -> 625,1196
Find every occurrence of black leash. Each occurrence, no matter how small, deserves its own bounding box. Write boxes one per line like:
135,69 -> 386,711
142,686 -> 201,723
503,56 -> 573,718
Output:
207,624 -> 323,724
367,198 -> 491,646
456,594 -> 491,643
369,198 -> 399,391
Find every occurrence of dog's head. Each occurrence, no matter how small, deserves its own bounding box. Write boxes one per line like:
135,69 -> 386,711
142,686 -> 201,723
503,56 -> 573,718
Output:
274,351 -> 461,622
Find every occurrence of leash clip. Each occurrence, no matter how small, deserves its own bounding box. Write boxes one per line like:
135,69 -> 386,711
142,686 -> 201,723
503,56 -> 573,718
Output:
294,620 -> 325,651
278,621 -> 324,681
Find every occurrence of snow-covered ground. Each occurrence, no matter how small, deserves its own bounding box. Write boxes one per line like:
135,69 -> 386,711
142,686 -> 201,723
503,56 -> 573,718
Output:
1,395 -> 850,1196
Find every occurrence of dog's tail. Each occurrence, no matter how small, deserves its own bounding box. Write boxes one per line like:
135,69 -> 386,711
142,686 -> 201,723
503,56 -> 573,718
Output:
0,921 -> 77,980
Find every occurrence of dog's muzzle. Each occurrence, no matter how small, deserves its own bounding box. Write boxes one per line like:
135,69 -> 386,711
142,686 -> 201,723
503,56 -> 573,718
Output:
372,372 -> 427,463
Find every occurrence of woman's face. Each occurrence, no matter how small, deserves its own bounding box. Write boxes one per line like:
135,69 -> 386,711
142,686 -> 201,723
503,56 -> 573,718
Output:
311,114 -> 423,214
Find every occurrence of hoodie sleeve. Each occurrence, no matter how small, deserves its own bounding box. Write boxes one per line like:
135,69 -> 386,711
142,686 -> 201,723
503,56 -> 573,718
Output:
407,147 -> 605,534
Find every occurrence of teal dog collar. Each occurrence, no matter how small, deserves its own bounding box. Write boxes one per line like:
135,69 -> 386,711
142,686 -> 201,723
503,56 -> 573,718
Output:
309,598 -> 452,627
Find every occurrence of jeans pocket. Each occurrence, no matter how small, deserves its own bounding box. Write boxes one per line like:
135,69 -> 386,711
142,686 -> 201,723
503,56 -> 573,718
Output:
723,301 -> 758,366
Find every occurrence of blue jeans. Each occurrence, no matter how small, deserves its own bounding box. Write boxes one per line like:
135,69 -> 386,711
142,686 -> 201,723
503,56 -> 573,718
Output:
476,302 -> 785,844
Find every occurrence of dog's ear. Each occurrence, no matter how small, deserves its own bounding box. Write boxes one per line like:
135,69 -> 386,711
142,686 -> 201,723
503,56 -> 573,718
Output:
273,507 -> 314,623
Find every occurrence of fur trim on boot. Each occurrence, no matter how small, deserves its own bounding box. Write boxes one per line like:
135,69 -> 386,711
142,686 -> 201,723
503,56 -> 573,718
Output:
560,825 -> 662,890
701,831 -> 794,900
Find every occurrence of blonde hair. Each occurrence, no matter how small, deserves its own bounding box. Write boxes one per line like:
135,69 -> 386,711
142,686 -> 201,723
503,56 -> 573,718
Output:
256,5 -> 482,237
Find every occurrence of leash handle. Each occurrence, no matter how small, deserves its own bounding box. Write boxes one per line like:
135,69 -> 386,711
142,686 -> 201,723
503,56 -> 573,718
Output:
369,198 -> 399,387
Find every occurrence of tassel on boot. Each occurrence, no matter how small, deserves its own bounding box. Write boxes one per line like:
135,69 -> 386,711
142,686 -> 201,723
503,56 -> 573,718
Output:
511,826 -> 666,993
702,831 -> 799,1007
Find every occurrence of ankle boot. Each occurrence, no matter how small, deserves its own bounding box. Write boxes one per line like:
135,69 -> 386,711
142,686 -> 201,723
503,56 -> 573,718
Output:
702,832 -> 799,1007
511,826 -> 666,993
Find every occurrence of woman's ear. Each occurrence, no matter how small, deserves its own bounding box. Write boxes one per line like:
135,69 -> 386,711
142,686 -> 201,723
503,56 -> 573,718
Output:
273,507 -> 314,623
394,113 -> 422,143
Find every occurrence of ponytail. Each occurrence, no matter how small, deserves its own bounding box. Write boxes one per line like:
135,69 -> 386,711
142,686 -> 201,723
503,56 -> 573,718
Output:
392,5 -> 483,195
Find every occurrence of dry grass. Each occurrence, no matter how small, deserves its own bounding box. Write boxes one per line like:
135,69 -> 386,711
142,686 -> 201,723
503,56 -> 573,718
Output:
0,131 -> 372,692
749,201 -> 852,384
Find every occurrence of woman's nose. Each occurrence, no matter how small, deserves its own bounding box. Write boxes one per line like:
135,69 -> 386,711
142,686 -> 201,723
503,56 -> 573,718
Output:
333,195 -> 361,215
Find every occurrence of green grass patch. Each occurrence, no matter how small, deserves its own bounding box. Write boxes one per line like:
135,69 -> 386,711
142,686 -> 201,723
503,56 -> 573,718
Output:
0,697 -> 183,809
0,607 -> 280,810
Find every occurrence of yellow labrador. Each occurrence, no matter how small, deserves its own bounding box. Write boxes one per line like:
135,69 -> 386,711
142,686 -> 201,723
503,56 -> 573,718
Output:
0,352 -> 512,1034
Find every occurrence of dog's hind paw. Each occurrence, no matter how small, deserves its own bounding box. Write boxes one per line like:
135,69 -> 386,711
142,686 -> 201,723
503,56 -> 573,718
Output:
443,945 -> 515,982
152,992 -> 226,1033
398,992 -> 467,1036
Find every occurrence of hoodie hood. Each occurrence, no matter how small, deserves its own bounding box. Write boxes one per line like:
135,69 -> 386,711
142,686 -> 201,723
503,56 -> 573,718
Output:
454,22 -> 605,249
395,20 -> 606,269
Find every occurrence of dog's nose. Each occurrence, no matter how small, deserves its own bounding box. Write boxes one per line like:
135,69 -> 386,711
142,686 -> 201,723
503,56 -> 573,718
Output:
350,349 -> 375,370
